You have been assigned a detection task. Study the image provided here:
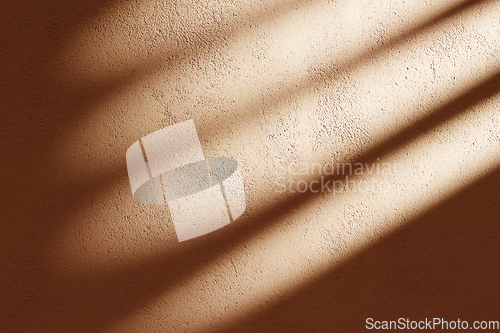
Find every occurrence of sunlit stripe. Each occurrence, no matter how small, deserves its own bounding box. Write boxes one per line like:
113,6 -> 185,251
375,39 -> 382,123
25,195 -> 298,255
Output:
48,1 -> 500,331
179,92 -> 500,333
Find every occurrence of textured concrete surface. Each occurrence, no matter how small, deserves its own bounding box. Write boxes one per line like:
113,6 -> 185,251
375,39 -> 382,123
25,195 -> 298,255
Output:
1,0 -> 500,332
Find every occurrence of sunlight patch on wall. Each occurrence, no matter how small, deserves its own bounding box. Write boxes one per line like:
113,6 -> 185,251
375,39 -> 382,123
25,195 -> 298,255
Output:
148,90 -> 500,333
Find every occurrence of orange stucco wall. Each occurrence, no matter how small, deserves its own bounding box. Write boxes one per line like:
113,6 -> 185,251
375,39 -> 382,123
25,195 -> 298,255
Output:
1,0 -> 500,332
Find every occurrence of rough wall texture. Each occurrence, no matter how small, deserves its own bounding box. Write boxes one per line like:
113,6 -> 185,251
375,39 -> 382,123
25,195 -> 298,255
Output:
1,0 -> 500,332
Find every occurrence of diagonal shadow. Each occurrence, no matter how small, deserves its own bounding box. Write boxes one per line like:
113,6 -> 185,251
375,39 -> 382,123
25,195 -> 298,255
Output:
1,0 -> 330,158
0,0 -> 352,243
3,0 -> 484,151
213,165 -> 500,332
258,70 -> 500,233
1,0 -> 485,201
0,0 -> 498,332
0,0 -> 341,131
20,69 -> 497,333
196,0 -> 491,143
0,0 -> 483,258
